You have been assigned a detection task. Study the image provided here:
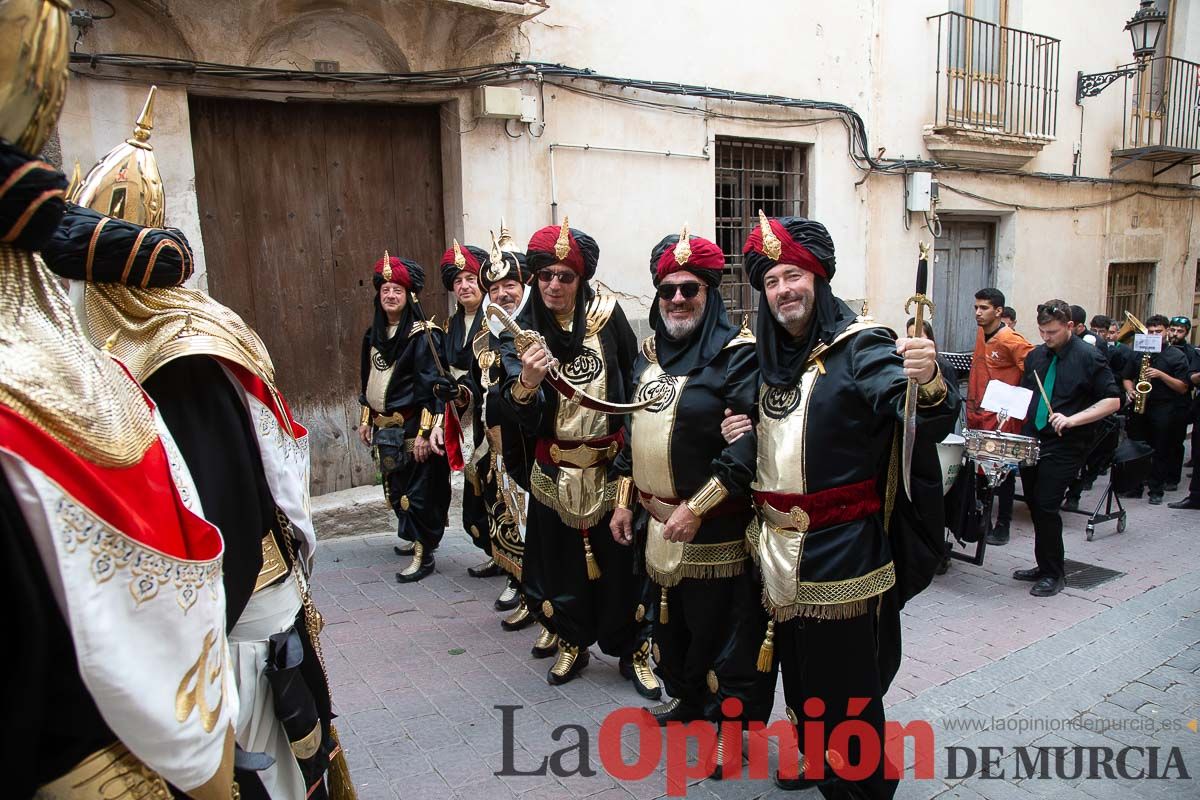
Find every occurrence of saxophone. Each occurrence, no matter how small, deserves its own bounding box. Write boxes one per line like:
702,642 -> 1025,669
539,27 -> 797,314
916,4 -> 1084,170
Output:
1115,311 -> 1152,414
1134,354 -> 1152,415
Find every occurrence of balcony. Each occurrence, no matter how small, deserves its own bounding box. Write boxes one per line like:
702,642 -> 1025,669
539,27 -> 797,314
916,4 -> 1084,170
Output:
925,12 -> 1061,169
1113,56 -> 1200,176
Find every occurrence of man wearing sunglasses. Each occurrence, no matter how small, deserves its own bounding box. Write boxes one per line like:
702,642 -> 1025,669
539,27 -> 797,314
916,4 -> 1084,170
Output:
721,215 -> 960,797
609,228 -> 774,774
499,219 -> 651,695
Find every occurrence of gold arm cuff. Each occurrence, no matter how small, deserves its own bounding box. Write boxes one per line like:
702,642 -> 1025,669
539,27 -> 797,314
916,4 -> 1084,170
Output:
917,366 -> 948,408
684,477 -> 729,519
615,476 -> 635,510
433,413 -> 444,431
511,376 -> 538,405
419,407 -> 434,429
359,406 -> 371,427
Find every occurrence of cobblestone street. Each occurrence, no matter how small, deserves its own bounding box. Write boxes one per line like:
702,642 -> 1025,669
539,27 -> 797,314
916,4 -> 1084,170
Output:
313,477 -> 1200,799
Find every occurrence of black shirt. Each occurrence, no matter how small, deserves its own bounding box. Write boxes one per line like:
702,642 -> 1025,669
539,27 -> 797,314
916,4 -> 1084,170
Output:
1121,344 -> 1190,408
1021,334 -> 1119,441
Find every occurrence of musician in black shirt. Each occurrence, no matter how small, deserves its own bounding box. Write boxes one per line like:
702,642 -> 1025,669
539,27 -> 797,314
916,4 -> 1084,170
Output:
1122,315 -> 1191,505
1016,301 -> 1120,597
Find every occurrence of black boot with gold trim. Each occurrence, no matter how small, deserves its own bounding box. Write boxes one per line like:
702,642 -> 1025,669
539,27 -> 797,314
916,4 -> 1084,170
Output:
531,625 -> 559,658
494,577 -> 520,611
546,642 -> 589,685
393,540 -> 415,557
619,640 -> 662,700
647,696 -> 701,726
395,542 -> 435,583
468,557 -> 501,578
501,596 -> 535,631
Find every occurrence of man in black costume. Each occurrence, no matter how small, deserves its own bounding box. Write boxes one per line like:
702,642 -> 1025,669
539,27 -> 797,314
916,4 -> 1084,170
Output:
498,218 -> 653,696
357,253 -> 450,583
610,227 -> 775,769
41,88 -> 350,799
723,213 -> 960,798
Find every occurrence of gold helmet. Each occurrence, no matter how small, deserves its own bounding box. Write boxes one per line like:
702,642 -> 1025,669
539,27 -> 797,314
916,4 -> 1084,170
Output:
0,0 -> 71,155
71,86 -> 165,227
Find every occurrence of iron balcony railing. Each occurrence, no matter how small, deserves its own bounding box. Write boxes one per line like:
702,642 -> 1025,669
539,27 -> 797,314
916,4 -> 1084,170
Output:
929,11 -> 1060,140
1120,56 -> 1200,153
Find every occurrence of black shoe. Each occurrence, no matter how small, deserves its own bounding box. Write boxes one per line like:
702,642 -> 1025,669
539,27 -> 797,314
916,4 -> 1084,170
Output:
1118,489 -> 1144,499
395,545 -> 434,583
1082,479 -> 1095,492
1013,567 -> 1043,582
501,601 -> 537,631
1168,497 -> 1200,510
468,558 -> 501,578
1030,576 -> 1064,597
1061,497 -> 1080,512
619,642 -> 662,701
494,579 -> 520,611
985,523 -> 1009,546
531,626 -> 558,658
935,555 -> 951,576
1166,483 -> 1179,493
1148,494 -> 1164,506
647,697 -> 700,726
546,644 -> 589,685
393,542 -> 415,557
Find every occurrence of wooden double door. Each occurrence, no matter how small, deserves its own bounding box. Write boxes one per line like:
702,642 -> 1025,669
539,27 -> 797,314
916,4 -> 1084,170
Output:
190,96 -> 447,495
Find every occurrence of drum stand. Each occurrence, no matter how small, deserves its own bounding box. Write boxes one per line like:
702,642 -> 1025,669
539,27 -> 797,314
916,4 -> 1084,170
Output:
1060,478 -> 1127,541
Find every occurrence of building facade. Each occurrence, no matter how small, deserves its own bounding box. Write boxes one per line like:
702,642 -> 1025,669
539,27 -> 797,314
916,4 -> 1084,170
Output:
53,0 -> 1200,493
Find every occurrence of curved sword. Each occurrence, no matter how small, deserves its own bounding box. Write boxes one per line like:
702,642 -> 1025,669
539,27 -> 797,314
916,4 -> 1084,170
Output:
486,304 -> 663,415
901,242 -> 935,500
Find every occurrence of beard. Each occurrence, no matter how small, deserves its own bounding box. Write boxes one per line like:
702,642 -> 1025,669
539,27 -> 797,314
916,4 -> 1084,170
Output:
770,292 -> 811,331
660,296 -> 706,340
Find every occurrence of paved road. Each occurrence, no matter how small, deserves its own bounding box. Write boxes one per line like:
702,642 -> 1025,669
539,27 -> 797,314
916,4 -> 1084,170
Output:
311,475 -> 1200,799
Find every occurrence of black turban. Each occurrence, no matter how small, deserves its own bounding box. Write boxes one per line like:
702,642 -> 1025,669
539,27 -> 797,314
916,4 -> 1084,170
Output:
745,216 -> 837,290
0,140 -> 67,253
481,249 -> 531,289
439,244 -> 487,291
42,204 -> 194,287
647,234 -> 737,376
526,226 -> 600,281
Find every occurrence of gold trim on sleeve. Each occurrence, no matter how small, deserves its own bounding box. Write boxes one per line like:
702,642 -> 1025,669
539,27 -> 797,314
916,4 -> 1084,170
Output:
684,477 -> 729,519
917,366 -> 948,407
615,475 -> 635,510
359,405 -> 371,427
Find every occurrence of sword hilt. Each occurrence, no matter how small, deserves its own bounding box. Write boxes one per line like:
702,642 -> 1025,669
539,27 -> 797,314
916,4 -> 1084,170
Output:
486,305 -> 560,376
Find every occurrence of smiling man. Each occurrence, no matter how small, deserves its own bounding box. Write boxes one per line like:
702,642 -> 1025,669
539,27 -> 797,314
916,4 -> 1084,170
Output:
722,214 -> 960,798
498,219 -> 649,694
358,254 -> 450,583
609,228 -> 774,773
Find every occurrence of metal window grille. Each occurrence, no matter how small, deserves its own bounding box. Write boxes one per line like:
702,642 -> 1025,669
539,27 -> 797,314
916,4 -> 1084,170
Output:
714,138 -> 808,325
1105,262 -> 1156,323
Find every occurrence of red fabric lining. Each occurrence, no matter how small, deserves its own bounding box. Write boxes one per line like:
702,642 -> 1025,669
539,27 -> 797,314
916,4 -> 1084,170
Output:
0,404 -> 220,560
753,478 -> 880,531
221,360 -> 308,440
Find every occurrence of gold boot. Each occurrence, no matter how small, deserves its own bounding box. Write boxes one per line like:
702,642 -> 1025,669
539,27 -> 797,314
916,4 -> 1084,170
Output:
547,642 -> 589,685
395,542 -> 434,583
531,625 -> 559,659
501,598 -> 535,632
620,640 -> 662,700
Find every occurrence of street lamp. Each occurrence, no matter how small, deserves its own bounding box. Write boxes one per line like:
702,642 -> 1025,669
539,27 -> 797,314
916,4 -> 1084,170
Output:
1076,0 -> 1168,104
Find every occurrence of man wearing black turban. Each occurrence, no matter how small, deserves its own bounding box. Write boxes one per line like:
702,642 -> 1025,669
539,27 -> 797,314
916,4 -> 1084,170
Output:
357,253 -> 451,584
497,218 -> 645,691
610,227 -> 775,773
722,213 -> 960,798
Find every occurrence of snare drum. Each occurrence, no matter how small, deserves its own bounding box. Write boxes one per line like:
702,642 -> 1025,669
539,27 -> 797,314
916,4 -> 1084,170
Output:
964,429 -> 1040,466
936,434 -> 966,496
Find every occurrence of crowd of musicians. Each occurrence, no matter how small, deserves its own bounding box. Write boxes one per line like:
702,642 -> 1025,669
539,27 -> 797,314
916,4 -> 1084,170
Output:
4,8 -> 1199,799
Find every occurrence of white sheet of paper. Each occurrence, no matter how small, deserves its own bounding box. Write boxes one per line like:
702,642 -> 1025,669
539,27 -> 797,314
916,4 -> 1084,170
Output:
1132,333 -> 1162,353
981,379 -> 1034,421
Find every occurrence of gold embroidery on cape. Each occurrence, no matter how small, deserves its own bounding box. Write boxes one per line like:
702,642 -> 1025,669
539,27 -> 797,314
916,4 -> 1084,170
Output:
585,291 -> 616,337
0,246 -> 158,468
175,628 -> 226,733
254,532 -> 288,593
56,491 -> 222,611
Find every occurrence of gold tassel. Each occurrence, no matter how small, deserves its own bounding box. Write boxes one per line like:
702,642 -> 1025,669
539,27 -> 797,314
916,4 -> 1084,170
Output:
756,620 -> 775,673
583,532 -> 601,580
327,724 -> 358,800
659,586 -> 670,624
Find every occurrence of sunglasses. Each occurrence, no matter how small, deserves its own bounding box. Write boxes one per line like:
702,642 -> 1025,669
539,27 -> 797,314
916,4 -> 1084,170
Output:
1037,302 -> 1070,319
657,282 -> 703,301
537,269 -> 577,285
1169,316 -> 1190,327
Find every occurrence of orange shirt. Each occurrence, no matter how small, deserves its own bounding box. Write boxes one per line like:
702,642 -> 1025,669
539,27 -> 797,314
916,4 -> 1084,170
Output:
967,325 -> 1035,433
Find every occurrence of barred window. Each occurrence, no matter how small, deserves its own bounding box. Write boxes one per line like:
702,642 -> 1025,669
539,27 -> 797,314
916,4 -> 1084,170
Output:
1105,262 -> 1156,324
714,138 -> 808,325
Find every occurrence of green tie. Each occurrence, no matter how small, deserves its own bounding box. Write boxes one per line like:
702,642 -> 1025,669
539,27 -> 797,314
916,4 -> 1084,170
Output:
1035,355 -> 1057,430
